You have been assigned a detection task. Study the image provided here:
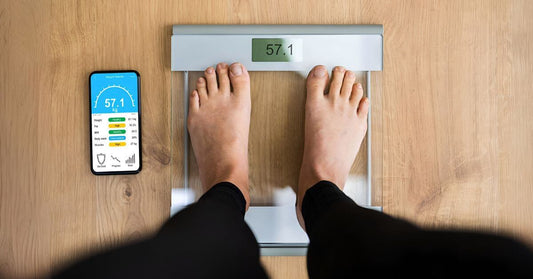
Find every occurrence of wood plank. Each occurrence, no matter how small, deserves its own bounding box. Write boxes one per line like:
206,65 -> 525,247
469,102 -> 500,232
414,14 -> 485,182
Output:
261,256 -> 307,279
0,1 -> 52,276
502,0 -> 533,244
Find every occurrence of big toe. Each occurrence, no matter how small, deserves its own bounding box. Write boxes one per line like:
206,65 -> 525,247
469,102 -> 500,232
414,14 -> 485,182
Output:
306,65 -> 329,101
229,63 -> 250,96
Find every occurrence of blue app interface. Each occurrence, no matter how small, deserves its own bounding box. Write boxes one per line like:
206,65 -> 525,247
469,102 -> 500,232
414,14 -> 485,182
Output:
90,72 -> 140,172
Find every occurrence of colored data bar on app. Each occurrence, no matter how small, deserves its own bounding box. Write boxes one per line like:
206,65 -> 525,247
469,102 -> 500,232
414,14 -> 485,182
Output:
109,123 -> 126,128
109,130 -> 126,134
109,142 -> 126,147
109,117 -> 126,122
109,136 -> 126,141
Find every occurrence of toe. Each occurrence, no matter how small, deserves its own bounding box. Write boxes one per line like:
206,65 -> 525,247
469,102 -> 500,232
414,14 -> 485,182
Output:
216,63 -> 230,93
350,82 -> 364,106
204,66 -> 218,93
196,77 -> 208,102
357,97 -> 370,120
328,66 -> 345,98
340,71 -> 356,99
189,90 -> 200,112
229,63 -> 250,96
306,65 -> 329,100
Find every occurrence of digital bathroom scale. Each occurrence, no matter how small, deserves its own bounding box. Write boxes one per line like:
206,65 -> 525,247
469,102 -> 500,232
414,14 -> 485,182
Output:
170,24 -> 383,256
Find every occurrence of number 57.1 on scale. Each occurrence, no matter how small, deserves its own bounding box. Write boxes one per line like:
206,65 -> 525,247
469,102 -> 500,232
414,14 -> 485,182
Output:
265,43 -> 293,56
252,38 -> 302,62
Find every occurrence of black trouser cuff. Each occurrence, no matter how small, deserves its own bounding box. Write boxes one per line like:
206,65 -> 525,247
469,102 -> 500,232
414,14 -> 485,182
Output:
301,180 -> 355,233
199,182 -> 247,216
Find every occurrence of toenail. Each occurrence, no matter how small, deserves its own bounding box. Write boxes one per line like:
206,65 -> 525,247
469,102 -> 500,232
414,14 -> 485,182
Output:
198,78 -> 204,83
336,66 -> 345,72
230,64 -> 243,76
357,83 -> 363,89
314,67 -> 326,77
218,63 -> 228,69
206,67 -> 214,74
347,71 -> 355,78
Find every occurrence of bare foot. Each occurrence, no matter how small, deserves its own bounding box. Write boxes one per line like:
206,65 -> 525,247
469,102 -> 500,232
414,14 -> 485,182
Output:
296,65 -> 369,227
187,62 -> 252,209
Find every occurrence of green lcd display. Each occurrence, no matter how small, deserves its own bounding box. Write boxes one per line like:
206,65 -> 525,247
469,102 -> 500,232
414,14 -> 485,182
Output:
252,38 -> 302,62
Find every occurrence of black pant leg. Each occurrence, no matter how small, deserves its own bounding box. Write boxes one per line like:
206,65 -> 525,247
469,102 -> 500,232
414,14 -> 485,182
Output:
302,180 -> 533,278
54,182 -> 268,279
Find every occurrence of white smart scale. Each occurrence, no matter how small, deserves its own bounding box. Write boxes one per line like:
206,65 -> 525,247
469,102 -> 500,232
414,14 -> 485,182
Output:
170,25 -> 383,256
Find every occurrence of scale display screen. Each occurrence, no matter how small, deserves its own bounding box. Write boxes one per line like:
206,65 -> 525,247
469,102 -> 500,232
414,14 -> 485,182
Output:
251,38 -> 302,62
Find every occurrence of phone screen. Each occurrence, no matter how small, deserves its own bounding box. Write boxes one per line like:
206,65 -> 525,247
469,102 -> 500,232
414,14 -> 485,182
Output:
90,71 -> 141,174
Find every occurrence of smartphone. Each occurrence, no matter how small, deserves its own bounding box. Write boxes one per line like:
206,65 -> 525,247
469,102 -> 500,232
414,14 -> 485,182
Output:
89,70 -> 142,175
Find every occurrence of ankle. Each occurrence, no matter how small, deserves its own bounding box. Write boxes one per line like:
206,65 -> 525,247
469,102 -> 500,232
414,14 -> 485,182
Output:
299,161 -> 333,185
201,163 -> 250,209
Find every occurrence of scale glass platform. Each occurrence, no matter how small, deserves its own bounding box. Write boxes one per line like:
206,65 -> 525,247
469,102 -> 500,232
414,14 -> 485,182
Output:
170,24 -> 383,256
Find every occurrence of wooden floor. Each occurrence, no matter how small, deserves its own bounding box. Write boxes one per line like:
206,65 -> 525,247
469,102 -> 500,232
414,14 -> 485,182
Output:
1,0 -> 532,278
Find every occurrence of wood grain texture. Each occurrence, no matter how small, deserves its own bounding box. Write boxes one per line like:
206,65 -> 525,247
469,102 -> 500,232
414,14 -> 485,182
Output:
261,256 -> 307,279
372,0 -> 533,245
1,1 -> 532,279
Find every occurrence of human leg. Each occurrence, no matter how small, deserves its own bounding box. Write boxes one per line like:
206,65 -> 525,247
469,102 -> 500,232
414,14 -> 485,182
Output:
55,182 -> 266,279
302,180 -> 533,278
297,65 -> 533,278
